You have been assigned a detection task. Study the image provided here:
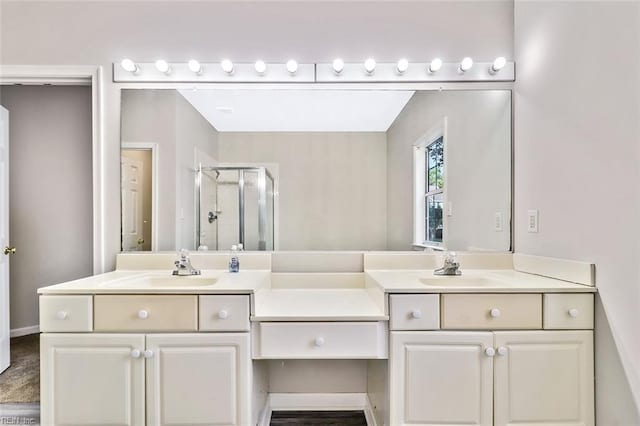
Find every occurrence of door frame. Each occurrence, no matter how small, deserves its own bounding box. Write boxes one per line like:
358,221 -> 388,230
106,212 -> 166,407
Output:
121,142 -> 159,251
0,65 -> 105,273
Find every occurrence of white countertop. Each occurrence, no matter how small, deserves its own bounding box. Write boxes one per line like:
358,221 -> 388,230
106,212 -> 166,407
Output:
252,288 -> 387,321
37,270 -> 271,294
37,259 -> 595,321
366,269 -> 597,293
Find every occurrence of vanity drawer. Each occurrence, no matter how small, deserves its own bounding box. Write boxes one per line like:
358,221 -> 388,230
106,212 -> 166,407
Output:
390,294 -> 439,330
94,295 -> 197,332
441,294 -> 542,330
254,322 -> 387,359
544,293 -> 594,329
39,295 -> 93,332
199,295 -> 250,331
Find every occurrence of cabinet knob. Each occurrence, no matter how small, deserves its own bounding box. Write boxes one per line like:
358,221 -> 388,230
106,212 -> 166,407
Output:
143,349 -> 154,358
130,349 -> 141,359
218,310 -> 229,319
489,308 -> 501,318
55,311 -> 68,320
138,310 -> 149,319
497,346 -> 508,356
485,347 -> 496,357
411,309 -> 422,319
314,337 -> 325,347
568,308 -> 579,318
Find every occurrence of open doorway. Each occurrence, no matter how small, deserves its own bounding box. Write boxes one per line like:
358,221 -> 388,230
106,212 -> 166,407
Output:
0,84 -> 94,419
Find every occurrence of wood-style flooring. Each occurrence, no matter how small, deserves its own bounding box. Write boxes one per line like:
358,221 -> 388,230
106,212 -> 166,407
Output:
270,410 -> 368,425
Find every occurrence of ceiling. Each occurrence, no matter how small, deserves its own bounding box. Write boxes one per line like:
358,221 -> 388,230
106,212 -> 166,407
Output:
177,89 -> 415,132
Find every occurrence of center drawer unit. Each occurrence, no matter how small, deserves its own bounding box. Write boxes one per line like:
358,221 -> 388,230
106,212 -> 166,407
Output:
252,321 -> 388,359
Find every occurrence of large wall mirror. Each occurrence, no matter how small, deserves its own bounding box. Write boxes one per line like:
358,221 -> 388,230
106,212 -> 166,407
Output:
120,88 -> 511,252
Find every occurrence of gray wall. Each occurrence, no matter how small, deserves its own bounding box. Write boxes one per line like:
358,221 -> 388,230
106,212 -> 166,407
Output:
0,86 -> 93,331
514,1 -> 640,422
218,132 -> 387,250
121,90 -> 218,251
387,91 -> 511,251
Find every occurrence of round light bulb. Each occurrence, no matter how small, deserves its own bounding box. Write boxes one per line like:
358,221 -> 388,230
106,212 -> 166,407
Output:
187,60 -> 202,74
396,58 -> 409,74
364,58 -> 376,74
491,56 -> 507,73
429,58 -> 443,73
332,58 -> 345,74
120,58 -> 138,73
254,60 -> 267,75
286,59 -> 298,74
459,57 -> 473,72
221,59 -> 234,74
155,59 -> 171,74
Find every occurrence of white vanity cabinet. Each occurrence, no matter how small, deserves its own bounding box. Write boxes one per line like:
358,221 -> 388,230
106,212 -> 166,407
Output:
390,331 -> 494,425
40,333 -> 146,426
389,293 -> 594,426
40,294 -> 251,426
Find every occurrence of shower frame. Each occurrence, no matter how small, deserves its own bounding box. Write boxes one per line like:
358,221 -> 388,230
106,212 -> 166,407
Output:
196,165 -> 275,251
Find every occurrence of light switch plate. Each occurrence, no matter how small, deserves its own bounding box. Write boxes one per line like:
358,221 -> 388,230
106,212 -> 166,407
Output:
527,210 -> 539,233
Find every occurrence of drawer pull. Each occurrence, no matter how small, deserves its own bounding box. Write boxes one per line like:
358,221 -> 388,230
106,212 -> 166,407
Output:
130,349 -> 141,358
410,309 -> 423,319
485,347 -> 496,357
137,310 -> 149,320
143,349 -> 154,358
55,311 -> 68,320
489,308 -> 501,318
568,308 -> 580,318
314,337 -> 325,347
218,310 -> 229,319
497,346 -> 508,356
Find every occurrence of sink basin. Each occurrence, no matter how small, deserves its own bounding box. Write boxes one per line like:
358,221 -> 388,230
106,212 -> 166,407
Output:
105,275 -> 218,288
419,277 -> 499,287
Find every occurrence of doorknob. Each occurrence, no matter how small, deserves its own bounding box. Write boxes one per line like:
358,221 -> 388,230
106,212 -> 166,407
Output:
3,246 -> 16,255
137,238 -> 145,245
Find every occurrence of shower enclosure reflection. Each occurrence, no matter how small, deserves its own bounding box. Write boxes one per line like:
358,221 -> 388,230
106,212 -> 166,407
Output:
196,165 -> 275,251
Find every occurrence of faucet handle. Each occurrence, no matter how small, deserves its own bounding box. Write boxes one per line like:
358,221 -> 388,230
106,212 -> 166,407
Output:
444,251 -> 457,264
178,248 -> 190,259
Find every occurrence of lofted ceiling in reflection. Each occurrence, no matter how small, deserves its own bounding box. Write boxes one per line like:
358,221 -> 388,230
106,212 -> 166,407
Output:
177,89 -> 415,132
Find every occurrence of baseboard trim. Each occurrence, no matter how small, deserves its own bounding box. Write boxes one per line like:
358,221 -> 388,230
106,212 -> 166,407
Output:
258,393 -> 377,426
10,325 -> 39,338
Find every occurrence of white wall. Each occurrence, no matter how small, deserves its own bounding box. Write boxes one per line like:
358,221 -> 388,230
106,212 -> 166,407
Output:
121,89 -> 218,251
387,90 -> 512,251
218,132 -> 388,250
0,85 -> 93,331
175,92 -> 220,250
514,1 -> 640,421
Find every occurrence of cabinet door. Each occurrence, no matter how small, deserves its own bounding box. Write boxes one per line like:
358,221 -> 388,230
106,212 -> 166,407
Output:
145,333 -> 250,426
494,331 -> 594,426
390,331 -> 494,426
40,333 -> 145,426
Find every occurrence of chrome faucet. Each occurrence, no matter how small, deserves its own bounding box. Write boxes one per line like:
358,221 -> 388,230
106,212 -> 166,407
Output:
172,249 -> 201,276
434,251 -> 461,276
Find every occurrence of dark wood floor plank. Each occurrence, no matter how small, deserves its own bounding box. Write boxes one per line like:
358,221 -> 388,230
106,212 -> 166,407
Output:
270,410 -> 367,426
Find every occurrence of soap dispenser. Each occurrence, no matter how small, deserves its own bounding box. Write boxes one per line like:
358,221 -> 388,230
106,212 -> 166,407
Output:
229,245 -> 240,273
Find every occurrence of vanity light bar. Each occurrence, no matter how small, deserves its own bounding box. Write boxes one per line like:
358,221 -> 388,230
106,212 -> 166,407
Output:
315,60 -> 514,82
113,61 -> 316,83
113,59 -> 514,83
